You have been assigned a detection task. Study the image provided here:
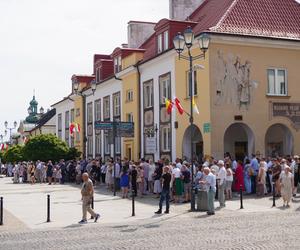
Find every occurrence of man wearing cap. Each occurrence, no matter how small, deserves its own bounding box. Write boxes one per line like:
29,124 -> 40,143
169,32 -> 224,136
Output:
217,160 -> 226,208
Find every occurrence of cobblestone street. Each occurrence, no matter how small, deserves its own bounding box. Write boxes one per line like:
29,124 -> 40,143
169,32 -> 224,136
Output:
1,211 -> 300,249
1,178 -> 300,249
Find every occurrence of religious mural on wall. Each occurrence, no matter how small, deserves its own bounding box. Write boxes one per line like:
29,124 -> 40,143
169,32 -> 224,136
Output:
213,50 -> 258,109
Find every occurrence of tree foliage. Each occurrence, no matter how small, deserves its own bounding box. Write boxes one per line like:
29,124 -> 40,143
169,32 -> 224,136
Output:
23,134 -> 69,162
3,145 -> 24,163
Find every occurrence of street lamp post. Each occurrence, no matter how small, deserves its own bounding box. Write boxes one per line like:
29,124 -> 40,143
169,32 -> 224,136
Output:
173,27 -> 210,211
4,121 -> 17,145
73,80 -> 97,159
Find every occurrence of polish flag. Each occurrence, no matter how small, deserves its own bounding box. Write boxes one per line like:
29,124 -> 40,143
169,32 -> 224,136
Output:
174,97 -> 184,115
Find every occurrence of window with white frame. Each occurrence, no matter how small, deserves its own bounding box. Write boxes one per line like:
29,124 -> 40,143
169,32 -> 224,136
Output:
126,113 -> 133,122
104,132 -> 110,154
87,102 -> 93,123
94,99 -> 101,121
160,74 -> 171,104
65,129 -> 70,146
126,89 -> 133,102
113,92 -> 121,117
65,111 -> 70,128
70,109 -> 75,123
115,137 -> 121,154
164,31 -> 169,50
103,96 -> 110,119
114,56 -> 122,73
96,67 -> 101,83
58,113 -> 62,139
95,134 -> 101,155
267,68 -> 287,96
187,70 -> 198,97
157,34 -> 163,53
87,136 -> 93,156
143,81 -> 153,108
161,126 -> 171,152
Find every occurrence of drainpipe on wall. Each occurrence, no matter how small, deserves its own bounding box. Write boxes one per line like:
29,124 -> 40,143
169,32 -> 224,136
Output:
82,95 -> 87,159
135,61 -> 142,159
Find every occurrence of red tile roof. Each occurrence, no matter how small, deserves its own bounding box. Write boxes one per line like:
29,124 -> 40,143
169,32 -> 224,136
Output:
190,0 -> 300,40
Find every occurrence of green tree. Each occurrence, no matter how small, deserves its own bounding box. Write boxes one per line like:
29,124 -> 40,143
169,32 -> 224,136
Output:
65,147 -> 81,161
3,145 -> 24,163
23,134 -> 69,162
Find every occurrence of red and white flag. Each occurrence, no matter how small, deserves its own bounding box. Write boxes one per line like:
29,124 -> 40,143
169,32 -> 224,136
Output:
174,97 -> 184,115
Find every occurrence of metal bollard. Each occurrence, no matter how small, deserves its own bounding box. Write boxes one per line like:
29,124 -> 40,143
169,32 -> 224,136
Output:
47,194 -> 51,222
240,185 -> 244,209
132,189 -> 135,217
191,185 -> 196,211
90,196 -> 94,219
0,197 -> 3,225
272,182 -> 276,207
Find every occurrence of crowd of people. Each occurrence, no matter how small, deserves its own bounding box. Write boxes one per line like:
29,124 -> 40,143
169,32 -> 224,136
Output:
1,153 -> 299,214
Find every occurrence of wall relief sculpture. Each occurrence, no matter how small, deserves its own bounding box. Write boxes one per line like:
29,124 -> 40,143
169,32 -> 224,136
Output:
213,50 -> 258,109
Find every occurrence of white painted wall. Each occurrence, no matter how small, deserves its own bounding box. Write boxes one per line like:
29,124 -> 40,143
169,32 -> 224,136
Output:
84,78 -> 122,159
140,50 -> 176,161
52,98 -> 74,146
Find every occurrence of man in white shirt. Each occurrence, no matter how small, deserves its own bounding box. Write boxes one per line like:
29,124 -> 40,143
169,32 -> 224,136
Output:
217,160 -> 226,208
201,167 -> 216,215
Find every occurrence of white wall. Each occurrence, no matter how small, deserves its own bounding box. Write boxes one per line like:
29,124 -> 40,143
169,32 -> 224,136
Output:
52,98 -> 74,146
140,51 -> 176,161
84,78 -> 122,159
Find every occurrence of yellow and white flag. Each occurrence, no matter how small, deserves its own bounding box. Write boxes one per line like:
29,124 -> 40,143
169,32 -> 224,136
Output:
192,96 -> 199,115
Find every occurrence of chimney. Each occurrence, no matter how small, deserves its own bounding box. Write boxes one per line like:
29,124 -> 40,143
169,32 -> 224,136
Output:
169,0 -> 204,20
127,21 -> 156,48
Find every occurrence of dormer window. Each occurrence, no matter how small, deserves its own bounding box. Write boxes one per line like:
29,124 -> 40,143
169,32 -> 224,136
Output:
114,55 -> 122,73
157,34 -> 163,53
157,31 -> 169,54
164,31 -> 169,50
96,67 -> 101,83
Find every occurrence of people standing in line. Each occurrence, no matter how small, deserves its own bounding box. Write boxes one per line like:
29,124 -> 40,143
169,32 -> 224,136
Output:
272,159 -> 282,197
172,163 -> 183,203
201,167 -> 216,216
59,160 -> 66,184
233,160 -> 245,193
137,165 -> 145,197
78,173 -> 100,224
155,166 -> 171,214
153,161 -> 163,198
120,165 -> 129,199
257,161 -> 267,196
225,164 -> 233,200
181,163 -> 191,203
46,161 -> 53,185
250,154 -> 259,194
148,159 -> 156,194
280,166 -> 293,207
292,156 -> 299,197
244,159 -> 252,194
29,162 -> 36,185
217,160 -> 226,208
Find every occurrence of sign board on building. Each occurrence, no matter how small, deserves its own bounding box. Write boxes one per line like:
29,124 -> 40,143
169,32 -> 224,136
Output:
145,137 -> 157,154
94,121 -> 134,138
203,123 -> 211,134
272,102 -> 300,128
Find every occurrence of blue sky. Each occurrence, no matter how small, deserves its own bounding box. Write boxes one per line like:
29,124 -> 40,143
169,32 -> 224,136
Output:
0,0 -> 169,140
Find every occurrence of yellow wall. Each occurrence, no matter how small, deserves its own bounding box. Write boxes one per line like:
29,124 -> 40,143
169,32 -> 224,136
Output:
121,71 -> 140,161
74,95 -> 84,154
209,41 -> 300,158
122,52 -> 144,69
174,48 -> 211,158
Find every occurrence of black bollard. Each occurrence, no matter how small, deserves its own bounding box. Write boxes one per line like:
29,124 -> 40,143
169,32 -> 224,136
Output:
191,185 -> 196,211
240,185 -> 244,209
272,182 -> 276,207
0,197 -> 3,225
90,197 -> 94,219
47,194 -> 50,222
132,189 -> 135,217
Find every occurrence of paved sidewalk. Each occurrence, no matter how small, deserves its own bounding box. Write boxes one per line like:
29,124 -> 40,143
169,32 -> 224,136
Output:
0,177 -> 298,231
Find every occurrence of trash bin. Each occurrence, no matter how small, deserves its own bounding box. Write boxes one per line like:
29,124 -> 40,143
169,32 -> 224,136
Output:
197,189 -> 208,211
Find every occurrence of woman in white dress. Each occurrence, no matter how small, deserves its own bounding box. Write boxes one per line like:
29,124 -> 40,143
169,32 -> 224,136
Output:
280,166 -> 293,207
